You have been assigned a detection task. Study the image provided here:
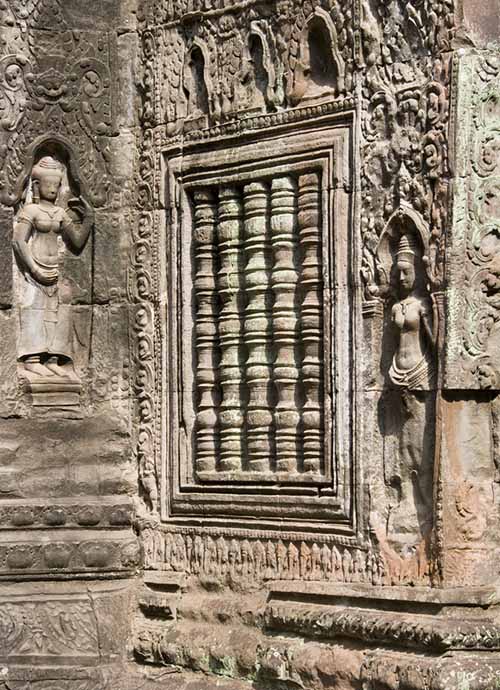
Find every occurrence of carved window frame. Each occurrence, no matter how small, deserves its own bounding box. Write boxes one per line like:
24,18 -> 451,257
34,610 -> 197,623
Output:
159,111 -> 359,534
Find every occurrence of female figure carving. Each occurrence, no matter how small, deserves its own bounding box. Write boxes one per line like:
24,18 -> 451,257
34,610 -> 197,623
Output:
389,232 -> 435,391
13,155 -> 93,381
382,230 -> 436,547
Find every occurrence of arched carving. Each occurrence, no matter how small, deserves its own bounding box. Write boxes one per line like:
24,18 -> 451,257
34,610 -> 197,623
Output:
247,33 -> 268,111
12,138 -> 94,408
183,40 -> 211,124
288,8 -> 345,106
12,135 -> 88,209
371,205 -> 432,298
249,22 -> 284,111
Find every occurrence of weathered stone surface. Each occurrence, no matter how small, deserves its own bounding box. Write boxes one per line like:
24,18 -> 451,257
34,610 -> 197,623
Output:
0,0 -> 498,687
458,0 -> 500,46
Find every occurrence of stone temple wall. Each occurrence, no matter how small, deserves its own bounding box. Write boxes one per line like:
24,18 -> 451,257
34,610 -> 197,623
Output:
0,0 -> 499,688
0,1 -> 140,687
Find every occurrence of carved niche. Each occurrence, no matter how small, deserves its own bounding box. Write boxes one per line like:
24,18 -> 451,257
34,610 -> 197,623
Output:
287,8 -> 346,106
160,111 -> 355,529
366,207 -> 437,550
0,1 -> 119,413
12,140 -> 94,407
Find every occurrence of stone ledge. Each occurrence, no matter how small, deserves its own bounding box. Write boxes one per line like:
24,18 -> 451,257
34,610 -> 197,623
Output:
269,580 -> 500,606
362,650 -> 500,690
265,600 -> 500,651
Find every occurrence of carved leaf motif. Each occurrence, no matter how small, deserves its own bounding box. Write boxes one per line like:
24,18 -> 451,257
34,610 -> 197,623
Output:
0,601 -> 97,656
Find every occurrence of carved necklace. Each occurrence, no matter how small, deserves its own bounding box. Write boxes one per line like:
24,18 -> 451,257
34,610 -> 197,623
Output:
39,204 -> 59,220
399,297 -> 414,317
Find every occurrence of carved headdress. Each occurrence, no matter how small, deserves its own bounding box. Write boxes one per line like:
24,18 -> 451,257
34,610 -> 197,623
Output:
31,156 -> 64,182
396,232 -> 420,262
28,156 -> 64,204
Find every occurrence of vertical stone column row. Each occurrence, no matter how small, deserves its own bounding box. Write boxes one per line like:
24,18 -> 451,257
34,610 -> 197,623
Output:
243,182 -> 273,472
217,187 -> 245,472
193,173 -> 324,476
297,173 -> 323,473
270,177 -> 300,473
192,189 -> 219,472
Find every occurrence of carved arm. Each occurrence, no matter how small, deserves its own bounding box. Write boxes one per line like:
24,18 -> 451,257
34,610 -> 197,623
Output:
421,303 -> 436,350
13,217 -> 57,286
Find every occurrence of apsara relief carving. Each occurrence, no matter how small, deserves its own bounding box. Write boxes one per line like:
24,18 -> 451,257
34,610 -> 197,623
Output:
13,151 -> 94,406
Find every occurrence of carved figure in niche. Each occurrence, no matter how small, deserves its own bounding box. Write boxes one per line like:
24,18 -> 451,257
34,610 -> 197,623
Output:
13,154 -> 93,391
377,223 -> 437,549
234,35 -> 268,114
289,12 -> 345,106
183,46 -> 209,122
389,233 -> 435,390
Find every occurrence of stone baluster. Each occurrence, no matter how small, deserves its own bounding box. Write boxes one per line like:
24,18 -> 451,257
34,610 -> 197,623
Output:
270,176 -> 300,473
192,189 -> 219,473
217,186 -> 244,472
243,181 -> 273,472
297,173 -> 323,473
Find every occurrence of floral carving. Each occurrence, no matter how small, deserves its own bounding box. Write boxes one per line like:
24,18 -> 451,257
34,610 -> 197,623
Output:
0,4 -> 114,209
446,52 -> 500,388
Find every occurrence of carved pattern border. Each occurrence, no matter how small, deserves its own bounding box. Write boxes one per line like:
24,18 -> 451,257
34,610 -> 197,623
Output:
445,50 -> 500,388
0,534 -> 140,576
266,601 -> 500,651
0,499 -> 132,530
138,521 -> 434,587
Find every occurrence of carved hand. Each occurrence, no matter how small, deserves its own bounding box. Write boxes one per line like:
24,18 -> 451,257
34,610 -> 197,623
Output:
31,263 -> 58,286
68,196 -> 94,222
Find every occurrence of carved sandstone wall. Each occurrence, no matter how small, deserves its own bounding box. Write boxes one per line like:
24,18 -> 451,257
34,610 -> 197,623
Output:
0,2 -> 141,687
0,0 -> 499,689
135,0 -> 456,582
131,0 -> 500,688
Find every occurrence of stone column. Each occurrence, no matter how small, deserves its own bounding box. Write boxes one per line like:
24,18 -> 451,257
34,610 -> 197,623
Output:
243,181 -> 273,473
270,176 -> 300,474
193,188 -> 219,473
217,186 -> 245,472
297,173 -> 323,474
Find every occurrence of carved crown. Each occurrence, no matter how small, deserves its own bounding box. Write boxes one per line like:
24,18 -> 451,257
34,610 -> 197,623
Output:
31,156 -> 64,182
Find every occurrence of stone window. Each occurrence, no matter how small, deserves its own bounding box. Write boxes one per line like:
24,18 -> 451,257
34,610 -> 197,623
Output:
161,110 -> 356,530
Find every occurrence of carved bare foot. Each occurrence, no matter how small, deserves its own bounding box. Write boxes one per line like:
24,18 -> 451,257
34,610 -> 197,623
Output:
23,361 -> 54,377
44,357 -> 71,378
